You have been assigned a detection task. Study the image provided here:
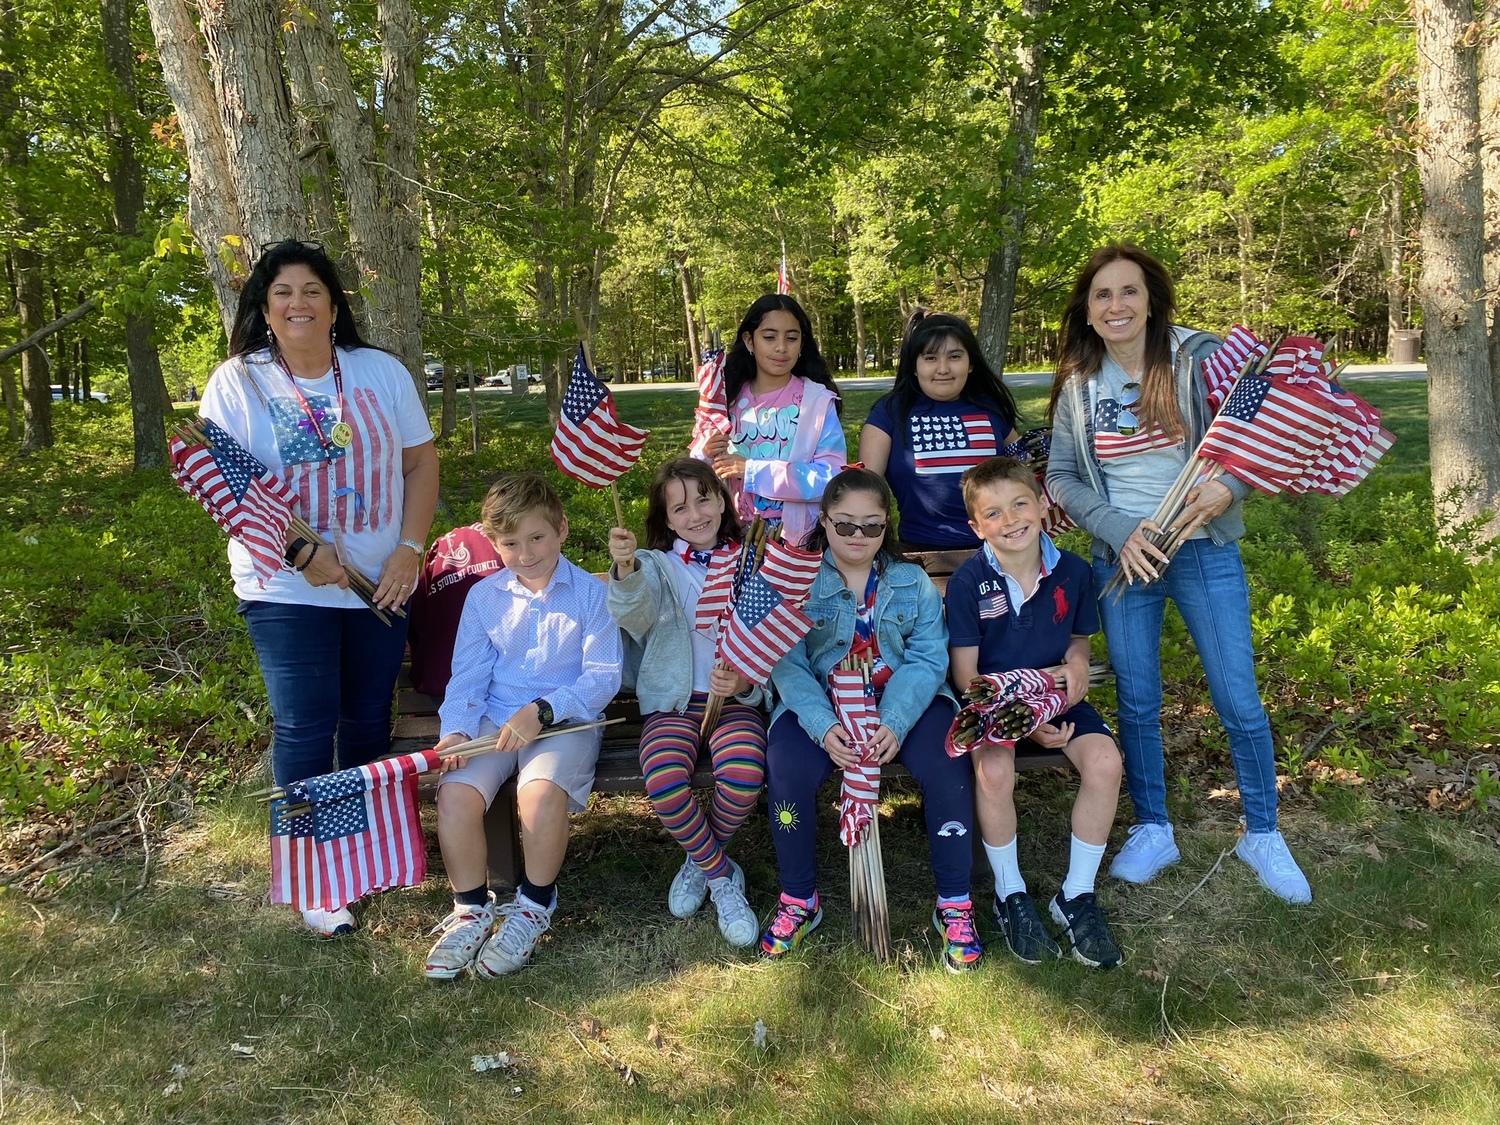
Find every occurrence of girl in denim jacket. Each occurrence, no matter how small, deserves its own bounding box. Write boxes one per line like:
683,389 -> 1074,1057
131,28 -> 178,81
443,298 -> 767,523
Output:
607,458 -> 766,947
763,468 -> 982,971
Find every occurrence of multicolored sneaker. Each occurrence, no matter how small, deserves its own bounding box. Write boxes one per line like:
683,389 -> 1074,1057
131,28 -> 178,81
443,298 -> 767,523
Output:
759,893 -> 822,958
932,899 -> 984,973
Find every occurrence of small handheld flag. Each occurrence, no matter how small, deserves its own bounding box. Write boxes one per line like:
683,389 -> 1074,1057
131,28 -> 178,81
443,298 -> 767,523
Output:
550,345 -> 650,488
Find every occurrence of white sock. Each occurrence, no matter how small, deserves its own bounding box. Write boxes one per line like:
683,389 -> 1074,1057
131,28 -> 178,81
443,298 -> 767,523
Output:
984,838 -> 1027,898
1061,835 -> 1108,900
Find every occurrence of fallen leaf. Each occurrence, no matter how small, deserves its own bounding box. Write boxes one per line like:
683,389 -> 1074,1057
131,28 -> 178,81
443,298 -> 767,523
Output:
1375,971 -> 1395,991
580,1017 -> 603,1040
1019,1085 -> 1038,1107
928,1025 -> 948,1042
1362,842 -> 1384,862
1135,968 -> 1167,984
645,1023 -> 664,1050
614,1063 -> 637,1086
1140,1061 -> 1165,1086
1400,915 -> 1429,932
228,1043 -> 256,1058
752,1019 -> 769,1051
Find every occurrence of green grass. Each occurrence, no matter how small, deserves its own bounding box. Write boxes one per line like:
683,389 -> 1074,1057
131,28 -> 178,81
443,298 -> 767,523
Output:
1,380 -> 1498,1122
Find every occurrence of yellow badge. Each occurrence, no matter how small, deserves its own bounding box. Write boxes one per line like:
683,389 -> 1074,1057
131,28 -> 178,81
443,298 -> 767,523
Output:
330,421 -> 354,448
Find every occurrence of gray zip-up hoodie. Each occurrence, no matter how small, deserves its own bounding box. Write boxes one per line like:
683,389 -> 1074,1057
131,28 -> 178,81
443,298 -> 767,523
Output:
1046,326 -> 1255,563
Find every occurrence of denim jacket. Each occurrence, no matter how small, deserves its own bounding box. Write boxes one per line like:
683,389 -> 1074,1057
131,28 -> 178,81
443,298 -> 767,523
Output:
771,555 -> 954,747
1047,325 -> 1255,563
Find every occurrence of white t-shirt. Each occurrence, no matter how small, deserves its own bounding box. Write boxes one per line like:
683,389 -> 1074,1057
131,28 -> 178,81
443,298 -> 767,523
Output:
200,347 -> 434,606
666,543 -> 719,694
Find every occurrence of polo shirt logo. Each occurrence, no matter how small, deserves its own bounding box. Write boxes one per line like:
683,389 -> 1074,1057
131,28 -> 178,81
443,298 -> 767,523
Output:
1052,586 -> 1070,624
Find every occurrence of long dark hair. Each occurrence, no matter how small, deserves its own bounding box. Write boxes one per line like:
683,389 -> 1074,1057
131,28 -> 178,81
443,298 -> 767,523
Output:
228,240 -> 374,358
880,309 -> 1019,445
801,467 -> 906,565
643,457 -> 743,551
722,294 -> 840,415
1049,243 -> 1181,437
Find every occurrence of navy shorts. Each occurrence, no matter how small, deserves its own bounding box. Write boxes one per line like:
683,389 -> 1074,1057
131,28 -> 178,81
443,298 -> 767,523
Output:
1017,700 -> 1113,751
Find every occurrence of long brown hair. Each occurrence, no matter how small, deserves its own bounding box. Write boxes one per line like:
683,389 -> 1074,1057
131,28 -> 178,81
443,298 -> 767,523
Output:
1048,244 -> 1182,440
643,458 -> 742,551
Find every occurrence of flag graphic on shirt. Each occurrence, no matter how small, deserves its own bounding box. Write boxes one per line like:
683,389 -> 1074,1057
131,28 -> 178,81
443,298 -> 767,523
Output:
979,587 -> 1010,620
169,417 -> 298,585
911,413 -> 999,475
1092,399 -> 1182,460
829,667 -> 880,847
270,749 -> 442,911
550,345 -> 650,487
1196,372 -> 1341,493
715,540 -> 821,685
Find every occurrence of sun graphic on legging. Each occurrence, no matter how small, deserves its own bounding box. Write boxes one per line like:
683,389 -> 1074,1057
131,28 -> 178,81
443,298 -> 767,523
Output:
772,802 -> 799,831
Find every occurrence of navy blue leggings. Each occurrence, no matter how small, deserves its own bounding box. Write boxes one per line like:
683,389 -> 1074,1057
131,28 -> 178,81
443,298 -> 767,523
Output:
766,699 -> 973,900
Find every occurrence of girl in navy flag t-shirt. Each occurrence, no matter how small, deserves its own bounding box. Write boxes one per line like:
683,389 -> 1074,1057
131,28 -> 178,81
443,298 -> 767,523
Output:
861,311 -> 1020,551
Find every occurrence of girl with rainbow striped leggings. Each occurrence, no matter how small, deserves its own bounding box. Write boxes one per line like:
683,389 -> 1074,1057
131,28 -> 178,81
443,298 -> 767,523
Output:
607,458 -> 767,947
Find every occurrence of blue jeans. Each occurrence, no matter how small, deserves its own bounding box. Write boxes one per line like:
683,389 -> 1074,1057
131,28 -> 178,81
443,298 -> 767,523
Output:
1093,538 -> 1279,833
241,600 -> 410,788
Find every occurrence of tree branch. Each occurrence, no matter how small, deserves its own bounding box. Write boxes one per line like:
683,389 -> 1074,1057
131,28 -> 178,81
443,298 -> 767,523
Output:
0,297 -> 99,364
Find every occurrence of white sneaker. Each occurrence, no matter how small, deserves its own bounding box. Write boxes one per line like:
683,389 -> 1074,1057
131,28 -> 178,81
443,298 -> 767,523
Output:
474,891 -> 554,978
668,856 -> 710,919
1109,822 -> 1181,884
423,895 -> 496,979
707,860 -> 756,948
1235,830 -> 1312,904
301,906 -> 357,936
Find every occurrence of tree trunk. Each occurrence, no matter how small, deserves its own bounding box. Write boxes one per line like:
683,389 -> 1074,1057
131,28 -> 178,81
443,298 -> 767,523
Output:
13,245 -> 52,452
50,280 -> 70,400
104,0 -> 168,469
1480,20 -> 1500,406
976,0 -> 1049,374
852,291 -> 866,377
675,251 -> 700,362
375,0 -> 424,379
144,0 -> 248,334
1415,0 -> 1500,543
1383,162 -> 1404,360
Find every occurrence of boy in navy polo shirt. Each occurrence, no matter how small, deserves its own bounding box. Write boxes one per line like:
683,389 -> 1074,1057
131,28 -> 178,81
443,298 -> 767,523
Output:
946,457 -> 1124,969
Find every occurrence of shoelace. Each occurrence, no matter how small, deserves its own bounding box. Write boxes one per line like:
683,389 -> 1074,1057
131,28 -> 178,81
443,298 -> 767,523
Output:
769,901 -> 813,940
429,905 -> 490,937
491,903 -> 550,954
938,906 -> 978,945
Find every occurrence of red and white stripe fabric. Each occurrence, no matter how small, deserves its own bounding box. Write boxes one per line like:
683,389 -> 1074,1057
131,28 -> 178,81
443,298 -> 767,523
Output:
688,349 -> 731,458
1201,325 -> 1268,412
550,345 -> 650,488
713,539 -> 822,685
944,668 -> 1069,758
269,748 -> 442,911
693,544 -> 741,635
754,539 -> 823,594
830,667 -> 881,847
281,385 -> 400,535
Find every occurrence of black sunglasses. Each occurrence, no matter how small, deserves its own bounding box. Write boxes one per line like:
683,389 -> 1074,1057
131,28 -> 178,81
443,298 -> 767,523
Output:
262,239 -> 326,255
830,520 -> 887,538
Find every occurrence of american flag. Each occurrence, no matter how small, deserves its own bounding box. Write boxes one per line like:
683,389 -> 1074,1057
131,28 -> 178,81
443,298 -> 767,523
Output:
912,413 -> 999,475
550,345 -> 650,487
1201,325 -> 1268,412
270,749 -> 442,911
979,587 -> 1010,620
693,544 -> 742,634
1040,480 -> 1075,535
776,242 -> 791,295
1197,371 -> 1344,493
715,539 -> 821,684
829,667 -> 880,847
945,668 -> 1069,758
170,418 -> 298,585
1279,364 -> 1395,496
688,348 -> 731,458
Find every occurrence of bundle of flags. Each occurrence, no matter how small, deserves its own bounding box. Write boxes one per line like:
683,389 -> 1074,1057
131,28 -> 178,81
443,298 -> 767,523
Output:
270,748 -> 443,911
170,417 -> 298,585
944,668 -> 1069,757
715,537 -> 822,684
549,344 -> 650,488
688,347 -> 731,459
830,665 -> 880,847
1002,427 -> 1073,535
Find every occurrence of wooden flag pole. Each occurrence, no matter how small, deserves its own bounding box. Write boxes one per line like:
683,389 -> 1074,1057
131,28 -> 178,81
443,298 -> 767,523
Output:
609,481 -> 625,528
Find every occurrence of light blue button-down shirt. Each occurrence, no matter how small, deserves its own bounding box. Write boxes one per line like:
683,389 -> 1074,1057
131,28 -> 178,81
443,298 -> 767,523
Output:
981,531 -> 1061,612
438,557 -> 622,738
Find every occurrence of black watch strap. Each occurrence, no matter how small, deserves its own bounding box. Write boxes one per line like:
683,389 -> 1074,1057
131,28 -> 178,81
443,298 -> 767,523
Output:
532,697 -> 554,727
284,536 -> 311,567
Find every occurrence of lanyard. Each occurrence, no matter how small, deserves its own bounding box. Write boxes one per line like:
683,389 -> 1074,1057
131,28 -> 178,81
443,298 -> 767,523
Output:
276,348 -> 347,452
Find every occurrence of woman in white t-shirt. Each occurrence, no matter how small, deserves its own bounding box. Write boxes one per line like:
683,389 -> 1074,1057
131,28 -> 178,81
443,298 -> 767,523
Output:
200,240 -> 438,936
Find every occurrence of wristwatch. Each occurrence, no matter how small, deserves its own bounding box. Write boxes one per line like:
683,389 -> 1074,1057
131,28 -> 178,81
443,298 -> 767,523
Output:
284,536 -> 311,566
532,698 -> 554,727
398,537 -> 424,556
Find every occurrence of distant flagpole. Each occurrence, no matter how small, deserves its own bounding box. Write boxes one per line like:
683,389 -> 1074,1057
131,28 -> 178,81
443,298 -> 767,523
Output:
776,239 -> 791,295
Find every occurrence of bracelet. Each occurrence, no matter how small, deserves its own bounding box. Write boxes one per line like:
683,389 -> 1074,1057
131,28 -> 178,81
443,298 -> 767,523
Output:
284,536 -> 310,566
398,537 -> 424,556
295,542 -> 319,572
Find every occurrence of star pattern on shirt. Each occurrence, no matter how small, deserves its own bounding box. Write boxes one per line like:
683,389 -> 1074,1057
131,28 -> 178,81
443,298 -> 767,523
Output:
270,394 -> 346,466
912,413 -> 977,452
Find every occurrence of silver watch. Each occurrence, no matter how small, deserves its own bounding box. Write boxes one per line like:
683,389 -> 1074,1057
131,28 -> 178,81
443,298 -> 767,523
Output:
398,537 -> 424,556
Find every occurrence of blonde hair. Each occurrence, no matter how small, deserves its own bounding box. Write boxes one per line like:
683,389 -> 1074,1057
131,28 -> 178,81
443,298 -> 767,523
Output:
960,457 -> 1042,519
480,472 -> 566,536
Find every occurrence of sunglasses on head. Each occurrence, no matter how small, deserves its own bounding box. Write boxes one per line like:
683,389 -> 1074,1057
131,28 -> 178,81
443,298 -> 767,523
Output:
829,520 -> 887,538
263,239 -> 326,255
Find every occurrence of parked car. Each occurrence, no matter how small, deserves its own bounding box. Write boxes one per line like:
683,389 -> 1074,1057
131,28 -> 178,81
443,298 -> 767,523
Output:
49,386 -> 108,403
423,353 -> 445,389
484,372 -> 510,388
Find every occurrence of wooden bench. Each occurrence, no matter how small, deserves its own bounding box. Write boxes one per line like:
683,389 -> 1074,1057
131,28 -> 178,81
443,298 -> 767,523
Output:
394,546 -> 1088,890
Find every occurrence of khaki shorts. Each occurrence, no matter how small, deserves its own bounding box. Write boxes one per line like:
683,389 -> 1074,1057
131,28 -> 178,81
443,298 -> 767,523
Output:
437,716 -> 602,812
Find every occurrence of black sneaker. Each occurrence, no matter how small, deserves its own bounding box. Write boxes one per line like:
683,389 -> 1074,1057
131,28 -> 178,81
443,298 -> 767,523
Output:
992,891 -> 1061,964
1048,891 -> 1124,970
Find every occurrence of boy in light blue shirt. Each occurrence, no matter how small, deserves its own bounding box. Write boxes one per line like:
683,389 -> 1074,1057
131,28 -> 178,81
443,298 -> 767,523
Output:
423,473 -> 621,980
